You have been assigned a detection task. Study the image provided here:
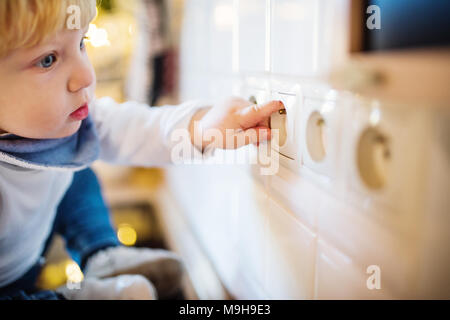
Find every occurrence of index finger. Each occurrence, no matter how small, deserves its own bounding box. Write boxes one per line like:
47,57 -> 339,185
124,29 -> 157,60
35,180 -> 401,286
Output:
238,100 -> 285,129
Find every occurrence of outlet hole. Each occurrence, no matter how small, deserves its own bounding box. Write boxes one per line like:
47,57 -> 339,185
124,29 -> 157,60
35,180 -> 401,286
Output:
357,127 -> 390,190
249,95 -> 258,105
270,109 -> 288,147
306,111 -> 328,162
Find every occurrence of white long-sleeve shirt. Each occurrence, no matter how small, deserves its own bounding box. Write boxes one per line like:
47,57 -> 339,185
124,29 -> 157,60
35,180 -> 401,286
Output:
0,97 -> 209,287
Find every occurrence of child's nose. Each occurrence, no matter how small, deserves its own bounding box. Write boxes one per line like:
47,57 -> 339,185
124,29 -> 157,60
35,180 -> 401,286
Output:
68,58 -> 95,93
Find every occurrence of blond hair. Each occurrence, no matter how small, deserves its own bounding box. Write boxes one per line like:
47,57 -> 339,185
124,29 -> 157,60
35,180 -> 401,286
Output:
0,0 -> 97,58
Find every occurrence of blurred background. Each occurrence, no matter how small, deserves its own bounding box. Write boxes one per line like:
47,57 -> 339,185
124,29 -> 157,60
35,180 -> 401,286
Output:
37,0 -> 450,299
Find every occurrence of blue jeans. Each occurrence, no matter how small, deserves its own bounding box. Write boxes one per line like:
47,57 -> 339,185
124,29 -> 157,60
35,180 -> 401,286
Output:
0,168 -> 120,300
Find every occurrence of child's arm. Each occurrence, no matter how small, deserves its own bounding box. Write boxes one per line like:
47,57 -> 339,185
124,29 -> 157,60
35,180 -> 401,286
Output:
90,97 -> 283,167
91,97 -> 208,166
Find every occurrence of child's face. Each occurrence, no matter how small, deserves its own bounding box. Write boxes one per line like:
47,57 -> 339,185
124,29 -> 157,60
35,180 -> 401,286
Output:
0,26 -> 96,139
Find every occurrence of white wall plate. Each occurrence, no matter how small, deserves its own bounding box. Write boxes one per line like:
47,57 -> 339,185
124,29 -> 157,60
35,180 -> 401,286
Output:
341,97 -> 431,237
299,92 -> 346,196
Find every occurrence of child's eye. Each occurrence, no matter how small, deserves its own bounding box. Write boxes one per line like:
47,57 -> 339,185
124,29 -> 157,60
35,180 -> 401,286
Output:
36,54 -> 57,69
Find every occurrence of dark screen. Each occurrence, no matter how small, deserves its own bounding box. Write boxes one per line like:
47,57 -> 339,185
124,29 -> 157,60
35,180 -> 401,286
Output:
363,0 -> 450,51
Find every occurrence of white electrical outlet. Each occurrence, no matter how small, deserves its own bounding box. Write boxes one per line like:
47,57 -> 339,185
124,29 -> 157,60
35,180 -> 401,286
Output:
299,92 -> 344,189
268,80 -> 303,173
270,91 -> 300,161
240,76 -> 270,105
342,96 -> 431,237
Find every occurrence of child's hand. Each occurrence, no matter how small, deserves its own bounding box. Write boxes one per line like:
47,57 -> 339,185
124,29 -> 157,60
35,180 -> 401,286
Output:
189,97 -> 285,152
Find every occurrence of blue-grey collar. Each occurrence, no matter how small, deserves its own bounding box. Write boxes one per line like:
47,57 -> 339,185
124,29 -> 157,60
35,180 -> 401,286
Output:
0,116 -> 100,171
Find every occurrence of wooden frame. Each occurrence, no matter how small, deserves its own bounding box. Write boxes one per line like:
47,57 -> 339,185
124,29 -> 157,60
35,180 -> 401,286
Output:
331,0 -> 450,107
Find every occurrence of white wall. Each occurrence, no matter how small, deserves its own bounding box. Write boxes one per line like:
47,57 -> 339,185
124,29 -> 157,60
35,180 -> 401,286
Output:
164,0 -> 450,299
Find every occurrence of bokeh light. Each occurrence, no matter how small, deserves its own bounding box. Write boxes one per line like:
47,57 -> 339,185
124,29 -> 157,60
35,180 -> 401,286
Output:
117,224 -> 137,246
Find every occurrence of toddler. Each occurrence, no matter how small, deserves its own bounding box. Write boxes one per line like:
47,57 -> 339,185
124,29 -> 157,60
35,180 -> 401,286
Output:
0,0 -> 283,300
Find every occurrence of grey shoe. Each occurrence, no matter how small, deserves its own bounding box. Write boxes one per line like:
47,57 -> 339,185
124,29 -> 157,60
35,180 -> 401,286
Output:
56,274 -> 157,300
84,246 -> 184,299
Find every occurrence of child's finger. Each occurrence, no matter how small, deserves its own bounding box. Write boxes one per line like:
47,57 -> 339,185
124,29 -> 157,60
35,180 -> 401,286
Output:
238,100 -> 285,129
230,127 -> 271,149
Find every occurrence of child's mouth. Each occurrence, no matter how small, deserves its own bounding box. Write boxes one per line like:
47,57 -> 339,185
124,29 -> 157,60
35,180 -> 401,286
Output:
70,104 -> 89,120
